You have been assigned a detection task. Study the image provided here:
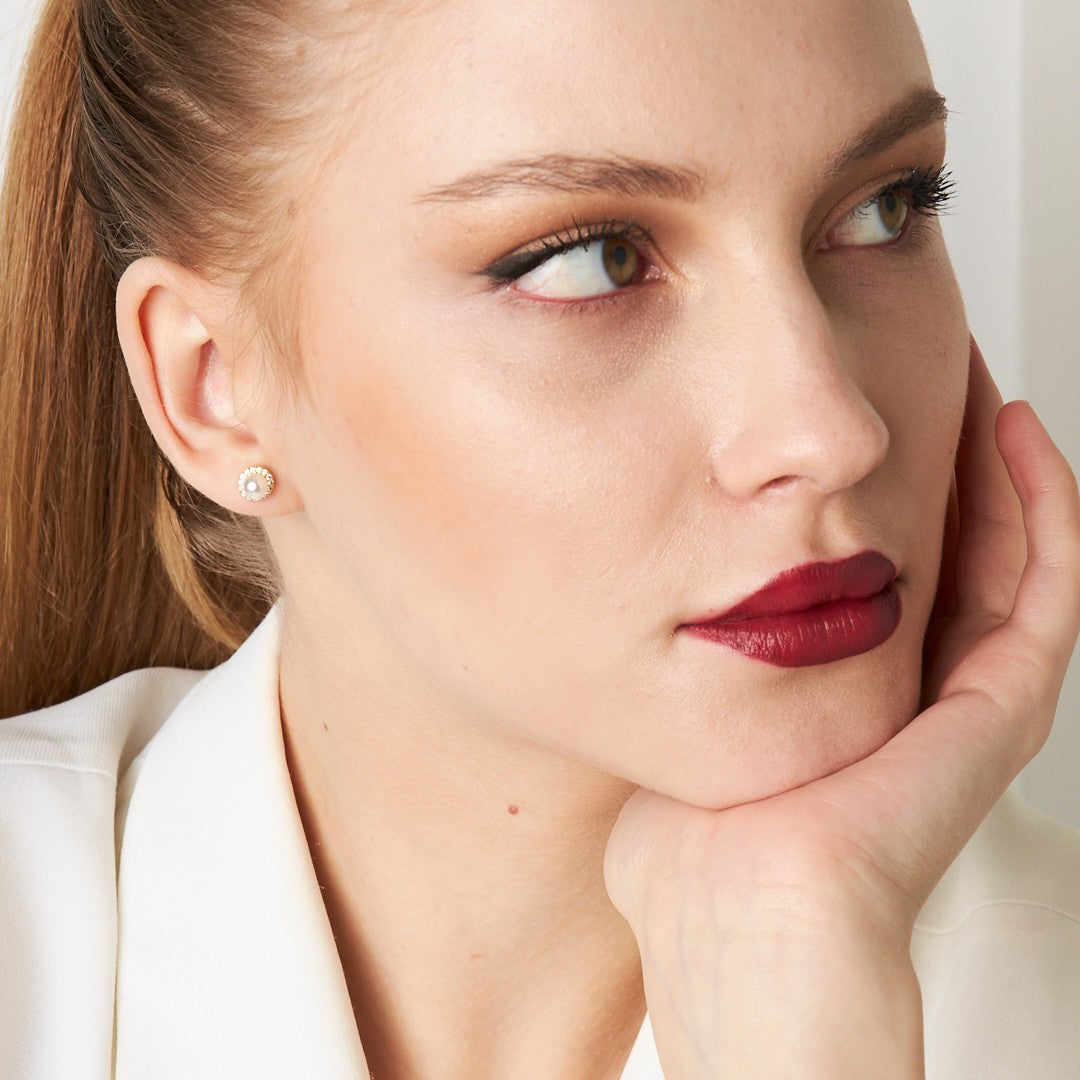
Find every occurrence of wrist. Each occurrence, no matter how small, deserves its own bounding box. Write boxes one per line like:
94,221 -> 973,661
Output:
636,895 -> 924,1079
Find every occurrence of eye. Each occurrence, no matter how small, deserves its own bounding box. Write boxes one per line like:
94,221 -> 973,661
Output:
824,186 -> 910,249
511,235 -> 643,300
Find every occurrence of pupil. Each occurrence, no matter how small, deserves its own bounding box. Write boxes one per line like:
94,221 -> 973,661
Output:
884,193 -> 898,213
602,236 -> 639,285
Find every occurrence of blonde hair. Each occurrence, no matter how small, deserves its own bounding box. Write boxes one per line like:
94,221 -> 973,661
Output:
0,0 -> 337,716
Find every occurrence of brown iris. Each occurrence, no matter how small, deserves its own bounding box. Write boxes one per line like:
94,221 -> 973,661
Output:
878,189 -> 908,236
602,237 -> 639,287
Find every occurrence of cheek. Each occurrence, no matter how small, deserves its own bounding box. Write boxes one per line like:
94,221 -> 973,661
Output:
284,319 -> 726,776
828,244 -> 969,484
292,315 -> 686,656
309,356 -> 539,613
887,270 -> 967,505
831,245 -> 968,632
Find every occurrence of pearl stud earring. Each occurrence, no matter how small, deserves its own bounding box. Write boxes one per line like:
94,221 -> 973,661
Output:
238,465 -> 275,502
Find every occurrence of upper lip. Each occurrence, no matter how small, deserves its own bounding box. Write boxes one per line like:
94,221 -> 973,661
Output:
685,550 -> 898,624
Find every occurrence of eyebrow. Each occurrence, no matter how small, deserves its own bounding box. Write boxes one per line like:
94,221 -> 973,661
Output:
415,153 -> 707,204
824,87 -> 949,179
415,86 -> 948,205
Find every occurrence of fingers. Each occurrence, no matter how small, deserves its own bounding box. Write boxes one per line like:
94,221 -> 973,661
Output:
915,396 -> 1080,809
934,393 -> 1080,762
866,377 -> 1080,884
995,399 -> 1080,671
951,340 -> 1026,620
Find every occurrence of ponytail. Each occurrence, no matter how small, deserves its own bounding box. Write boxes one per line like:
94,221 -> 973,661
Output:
0,0 -> 284,718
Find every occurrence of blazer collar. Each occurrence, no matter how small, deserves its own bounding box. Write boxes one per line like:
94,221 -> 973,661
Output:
113,603 -> 370,1078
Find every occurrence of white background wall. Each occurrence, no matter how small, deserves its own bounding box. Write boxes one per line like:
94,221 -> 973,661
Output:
3,1 -> 1078,825
0,1 -> 37,136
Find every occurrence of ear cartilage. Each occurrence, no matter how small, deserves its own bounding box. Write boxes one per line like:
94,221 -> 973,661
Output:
238,465 -> 275,502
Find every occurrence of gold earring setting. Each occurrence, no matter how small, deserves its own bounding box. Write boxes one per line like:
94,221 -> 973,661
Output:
238,465 -> 275,502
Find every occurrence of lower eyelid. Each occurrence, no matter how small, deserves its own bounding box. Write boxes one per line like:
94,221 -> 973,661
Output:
498,272 -> 663,314
821,208 -> 934,256
511,240 -> 659,296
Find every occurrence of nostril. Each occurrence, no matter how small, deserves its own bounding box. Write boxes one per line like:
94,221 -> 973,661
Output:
763,475 -> 800,493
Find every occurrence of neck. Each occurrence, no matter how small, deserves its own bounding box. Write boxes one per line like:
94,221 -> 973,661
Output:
277,593 -> 646,1080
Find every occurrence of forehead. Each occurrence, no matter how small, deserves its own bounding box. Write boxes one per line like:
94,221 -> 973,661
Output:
343,0 -> 931,192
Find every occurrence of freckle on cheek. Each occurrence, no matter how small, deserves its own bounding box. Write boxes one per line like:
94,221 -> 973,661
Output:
507,805 -> 520,816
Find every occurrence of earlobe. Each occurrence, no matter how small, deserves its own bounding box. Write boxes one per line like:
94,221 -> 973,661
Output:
115,256 -> 298,515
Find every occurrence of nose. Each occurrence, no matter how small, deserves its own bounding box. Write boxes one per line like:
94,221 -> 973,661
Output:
703,272 -> 889,501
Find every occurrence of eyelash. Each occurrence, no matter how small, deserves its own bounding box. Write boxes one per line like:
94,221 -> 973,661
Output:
482,219 -> 654,285
862,164 -> 956,230
480,165 -> 956,293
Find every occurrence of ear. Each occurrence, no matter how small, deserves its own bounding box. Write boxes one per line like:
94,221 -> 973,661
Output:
116,257 -> 301,515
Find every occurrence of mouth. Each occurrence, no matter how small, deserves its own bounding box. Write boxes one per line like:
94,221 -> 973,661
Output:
679,550 -> 901,668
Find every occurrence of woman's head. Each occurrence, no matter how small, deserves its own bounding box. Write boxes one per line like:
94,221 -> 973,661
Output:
4,0 -> 969,806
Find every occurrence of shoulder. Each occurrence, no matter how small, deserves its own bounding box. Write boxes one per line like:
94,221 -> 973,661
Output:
915,790 -> 1080,1077
0,600 -> 284,853
0,664 -> 205,784
0,664 -> 208,872
0,659 -> 209,916
0,663 -> 206,1077
917,787 -> 1080,930
0,660 -> 208,906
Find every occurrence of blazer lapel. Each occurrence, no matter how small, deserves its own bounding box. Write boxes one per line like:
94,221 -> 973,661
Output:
113,604 -> 369,1079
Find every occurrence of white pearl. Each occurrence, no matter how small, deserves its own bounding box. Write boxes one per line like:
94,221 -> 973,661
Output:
245,479 -> 259,493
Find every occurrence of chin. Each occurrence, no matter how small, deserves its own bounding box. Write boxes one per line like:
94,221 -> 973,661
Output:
657,641 -> 925,811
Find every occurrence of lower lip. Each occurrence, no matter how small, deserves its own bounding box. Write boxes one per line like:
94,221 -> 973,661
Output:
682,585 -> 902,667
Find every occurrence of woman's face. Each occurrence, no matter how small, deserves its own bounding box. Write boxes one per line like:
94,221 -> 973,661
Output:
264,0 -> 968,808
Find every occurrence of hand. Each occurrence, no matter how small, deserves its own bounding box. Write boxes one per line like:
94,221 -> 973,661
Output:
604,341 -> 1080,1078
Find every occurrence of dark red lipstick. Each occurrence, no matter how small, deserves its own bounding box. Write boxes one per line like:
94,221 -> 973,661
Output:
681,551 -> 901,667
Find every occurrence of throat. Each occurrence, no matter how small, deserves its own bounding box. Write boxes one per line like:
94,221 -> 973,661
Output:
280,686 -> 645,1079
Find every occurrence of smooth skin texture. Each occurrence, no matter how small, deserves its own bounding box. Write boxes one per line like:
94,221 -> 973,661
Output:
114,0 -> 1080,1076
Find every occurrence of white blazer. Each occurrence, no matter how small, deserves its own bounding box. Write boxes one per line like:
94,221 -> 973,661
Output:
2,605 -> 1079,1078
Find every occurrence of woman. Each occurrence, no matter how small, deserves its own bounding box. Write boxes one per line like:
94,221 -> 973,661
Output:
2,0 -> 1079,1076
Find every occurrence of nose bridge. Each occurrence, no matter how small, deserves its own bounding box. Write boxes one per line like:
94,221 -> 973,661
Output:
704,262 -> 890,500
